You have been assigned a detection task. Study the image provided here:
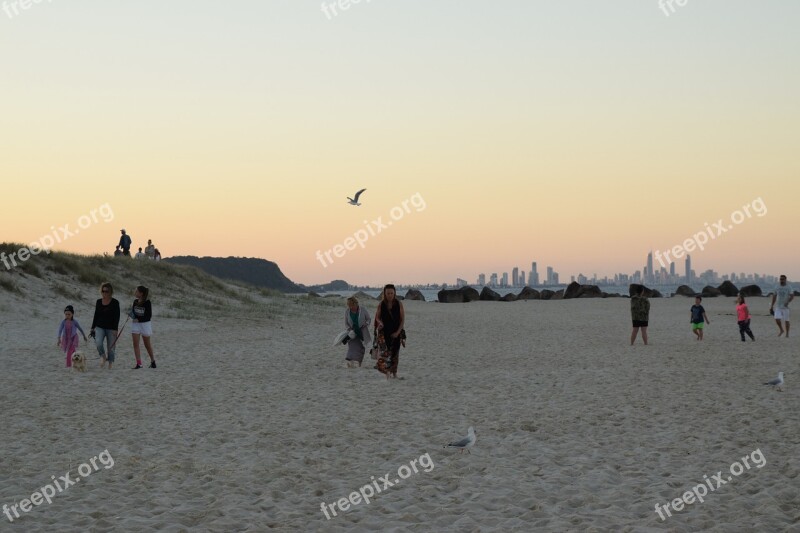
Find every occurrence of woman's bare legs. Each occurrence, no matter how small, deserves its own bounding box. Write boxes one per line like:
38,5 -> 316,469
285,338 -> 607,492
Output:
132,333 -> 142,366
142,336 -> 155,363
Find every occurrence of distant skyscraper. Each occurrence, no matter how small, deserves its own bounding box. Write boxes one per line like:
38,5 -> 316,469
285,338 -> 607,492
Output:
501,272 -> 509,287
512,267 -> 519,287
546,266 -> 554,285
478,273 -> 486,286
685,255 -> 692,283
520,271 -> 526,286
670,262 -> 676,277
647,252 -> 654,283
490,273 -> 498,287
531,262 -> 539,286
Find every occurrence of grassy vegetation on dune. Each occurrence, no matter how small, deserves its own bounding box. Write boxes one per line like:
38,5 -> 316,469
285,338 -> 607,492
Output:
0,243 -> 350,318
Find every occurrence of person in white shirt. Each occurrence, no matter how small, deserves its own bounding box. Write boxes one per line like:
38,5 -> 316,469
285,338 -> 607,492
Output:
134,247 -> 147,260
770,274 -> 794,337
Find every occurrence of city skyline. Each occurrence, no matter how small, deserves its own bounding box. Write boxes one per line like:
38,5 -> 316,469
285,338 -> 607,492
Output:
457,252 -> 786,291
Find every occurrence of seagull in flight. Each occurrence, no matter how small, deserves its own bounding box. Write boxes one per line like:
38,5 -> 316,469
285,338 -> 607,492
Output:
347,188 -> 366,206
443,426 -> 476,454
764,371 -> 784,392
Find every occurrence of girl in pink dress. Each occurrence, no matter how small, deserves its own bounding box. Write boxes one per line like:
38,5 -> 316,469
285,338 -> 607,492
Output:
57,305 -> 88,367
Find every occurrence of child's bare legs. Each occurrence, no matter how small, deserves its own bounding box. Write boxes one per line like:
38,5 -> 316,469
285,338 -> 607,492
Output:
698,327 -> 704,340
775,319 -> 785,336
693,328 -> 700,340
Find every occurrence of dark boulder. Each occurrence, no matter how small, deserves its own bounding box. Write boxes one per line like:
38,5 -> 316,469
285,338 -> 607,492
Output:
500,293 -> 518,302
629,284 -> 663,298
718,281 -> 739,297
404,289 -> 425,301
564,282 -> 603,299
437,286 -> 479,303
540,289 -> 555,301
675,285 -> 697,297
479,287 -> 502,301
701,286 -> 722,298
516,286 -> 541,300
739,285 -> 762,297
564,282 -> 582,299
577,285 -> 603,298
550,289 -> 565,300
353,291 -> 376,301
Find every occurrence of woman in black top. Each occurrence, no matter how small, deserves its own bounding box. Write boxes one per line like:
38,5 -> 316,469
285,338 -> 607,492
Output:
90,282 -> 121,370
374,284 -> 405,378
130,285 -> 156,369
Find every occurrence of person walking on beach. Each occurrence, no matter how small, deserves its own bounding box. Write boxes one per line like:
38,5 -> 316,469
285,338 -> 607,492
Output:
130,285 -> 156,369
375,284 -> 405,378
630,286 -> 650,345
770,274 -> 793,337
344,296 -> 371,368
57,305 -> 87,367
736,295 -> 755,342
690,296 -> 711,340
118,229 -> 132,257
90,283 -> 121,370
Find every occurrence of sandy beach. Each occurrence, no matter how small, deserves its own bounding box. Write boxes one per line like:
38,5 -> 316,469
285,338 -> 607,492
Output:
1,269 -> 798,532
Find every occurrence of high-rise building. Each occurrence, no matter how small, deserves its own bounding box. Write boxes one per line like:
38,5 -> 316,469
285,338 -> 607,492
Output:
647,252 -> 654,283
546,266 -> 554,285
490,273 -> 498,287
501,272 -> 509,287
520,271 -> 526,286
670,262 -> 676,277
685,255 -> 692,284
478,273 -> 486,286
512,267 -> 519,287
531,262 -> 539,286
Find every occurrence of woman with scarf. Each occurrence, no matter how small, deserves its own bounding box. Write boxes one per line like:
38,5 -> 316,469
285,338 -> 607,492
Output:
344,296 -> 371,368
374,284 -> 405,378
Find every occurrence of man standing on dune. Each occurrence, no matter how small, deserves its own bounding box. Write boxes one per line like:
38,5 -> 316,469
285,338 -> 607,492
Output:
771,274 -> 794,337
118,229 -> 132,257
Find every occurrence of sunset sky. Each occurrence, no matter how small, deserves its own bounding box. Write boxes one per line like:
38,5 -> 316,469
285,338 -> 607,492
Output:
2,1 -> 798,286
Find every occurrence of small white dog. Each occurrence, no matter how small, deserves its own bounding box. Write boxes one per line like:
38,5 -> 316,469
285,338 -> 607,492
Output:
72,351 -> 87,372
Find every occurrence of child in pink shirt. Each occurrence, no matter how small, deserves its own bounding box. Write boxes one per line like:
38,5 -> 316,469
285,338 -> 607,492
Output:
736,295 -> 755,342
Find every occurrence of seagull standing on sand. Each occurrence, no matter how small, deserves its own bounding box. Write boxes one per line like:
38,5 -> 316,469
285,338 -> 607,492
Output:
347,188 -> 366,206
764,371 -> 784,392
443,427 -> 476,454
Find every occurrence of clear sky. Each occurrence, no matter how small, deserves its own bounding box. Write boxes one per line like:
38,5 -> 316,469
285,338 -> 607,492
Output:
1,1 -> 798,286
